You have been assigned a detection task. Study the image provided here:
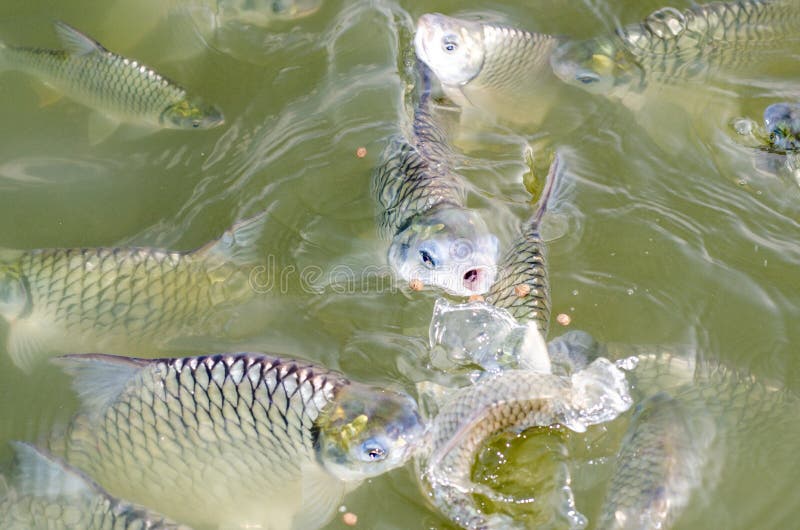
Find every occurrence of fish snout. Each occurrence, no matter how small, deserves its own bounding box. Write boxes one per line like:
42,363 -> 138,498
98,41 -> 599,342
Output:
462,266 -> 493,294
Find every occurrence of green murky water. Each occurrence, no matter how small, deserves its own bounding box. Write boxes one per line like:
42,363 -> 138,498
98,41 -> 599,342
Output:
0,0 -> 799,528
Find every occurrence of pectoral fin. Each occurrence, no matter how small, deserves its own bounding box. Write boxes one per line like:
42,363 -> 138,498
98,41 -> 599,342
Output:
11,442 -> 96,500
6,314 -> 56,373
32,84 -> 64,108
293,463 -> 347,530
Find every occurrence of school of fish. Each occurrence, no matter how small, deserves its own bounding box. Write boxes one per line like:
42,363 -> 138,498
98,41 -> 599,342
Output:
1,0 -> 799,529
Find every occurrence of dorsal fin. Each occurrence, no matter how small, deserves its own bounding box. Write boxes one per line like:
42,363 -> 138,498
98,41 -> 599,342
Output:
11,442 -> 96,500
53,21 -> 106,56
53,354 -> 149,417
195,210 -> 268,265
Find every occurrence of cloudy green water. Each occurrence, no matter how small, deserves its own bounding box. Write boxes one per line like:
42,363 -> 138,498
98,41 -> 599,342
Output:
0,0 -> 798,528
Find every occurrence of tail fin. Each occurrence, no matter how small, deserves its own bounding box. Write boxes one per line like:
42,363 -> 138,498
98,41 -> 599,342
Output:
529,149 -> 564,227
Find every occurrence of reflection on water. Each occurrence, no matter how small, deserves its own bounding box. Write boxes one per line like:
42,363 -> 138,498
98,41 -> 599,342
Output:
0,0 -> 799,528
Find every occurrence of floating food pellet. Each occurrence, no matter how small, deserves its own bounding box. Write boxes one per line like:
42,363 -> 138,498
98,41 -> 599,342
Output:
468,294 -> 484,302
343,512 -> 358,526
409,279 -> 423,291
514,284 -> 531,297
356,147 -> 367,158
556,313 -> 571,326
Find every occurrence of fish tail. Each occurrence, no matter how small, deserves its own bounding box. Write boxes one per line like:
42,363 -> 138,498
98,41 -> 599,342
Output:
530,149 -> 564,227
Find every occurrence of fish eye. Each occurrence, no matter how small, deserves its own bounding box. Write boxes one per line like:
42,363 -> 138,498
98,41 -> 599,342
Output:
442,35 -> 458,53
577,73 -> 600,85
360,440 -> 387,462
192,120 -> 201,128
419,250 -> 436,268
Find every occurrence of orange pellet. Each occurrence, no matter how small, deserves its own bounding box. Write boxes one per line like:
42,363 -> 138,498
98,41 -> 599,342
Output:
409,279 -> 423,291
468,294 -> 485,302
343,512 -> 358,526
356,147 -> 367,158
514,284 -> 531,297
556,313 -> 571,326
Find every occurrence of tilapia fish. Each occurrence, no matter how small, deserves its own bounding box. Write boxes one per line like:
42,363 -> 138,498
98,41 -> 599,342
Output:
551,0 -> 800,97
418,357 -> 631,530
414,13 -> 562,126
0,21 -> 223,141
0,212 -> 265,371
372,62 -> 498,296
1,442 -> 189,530
55,352 -> 425,530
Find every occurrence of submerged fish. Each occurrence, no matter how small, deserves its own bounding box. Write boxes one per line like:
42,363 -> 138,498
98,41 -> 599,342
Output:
413,13 -> 562,126
549,332 -> 800,530
215,0 -> 323,25
418,357 -> 631,530
372,62 -> 498,296
763,102 -> 800,152
0,442 -> 189,530
596,392 -> 715,530
0,21 -> 223,141
55,352 -> 425,530
550,0 -> 800,98
0,213 -> 265,371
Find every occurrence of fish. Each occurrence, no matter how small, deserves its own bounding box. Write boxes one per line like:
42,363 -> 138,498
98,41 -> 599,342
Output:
54,352 -> 426,530
595,392 -> 715,530
413,13 -> 562,127
0,442 -> 190,530
0,212 -> 266,371
549,332 -> 800,530
0,21 -> 223,142
550,0 -> 800,98
418,356 -> 631,530
763,102 -> 800,153
372,61 -> 498,296
485,150 -> 563,337
215,0 -> 323,26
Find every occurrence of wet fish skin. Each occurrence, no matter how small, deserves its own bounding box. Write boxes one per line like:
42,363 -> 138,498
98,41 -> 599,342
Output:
0,21 -> 223,130
414,13 -> 560,96
0,442 -> 190,530
551,0 -> 800,96
485,152 -> 563,336
372,63 -> 498,296
57,352 -> 425,529
0,213 -> 264,370
419,358 -> 631,530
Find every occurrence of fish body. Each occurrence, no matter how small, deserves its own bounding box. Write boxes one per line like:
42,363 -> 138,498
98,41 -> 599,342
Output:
372,63 -> 498,296
550,0 -> 800,97
0,21 -> 223,133
55,352 -> 425,530
419,358 -> 631,529
0,213 -> 265,370
0,442 -> 189,530
414,13 -> 562,126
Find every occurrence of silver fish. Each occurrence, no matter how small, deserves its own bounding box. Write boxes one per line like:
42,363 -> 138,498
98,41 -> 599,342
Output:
0,442 -> 190,530
0,21 -> 223,140
0,213 -> 265,371
372,62 -> 498,296
550,0 -> 800,97
55,352 -> 425,530
414,13 -> 562,126
418,357 -> 631,530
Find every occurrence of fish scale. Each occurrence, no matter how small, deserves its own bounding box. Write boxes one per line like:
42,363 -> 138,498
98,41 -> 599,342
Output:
60,354 -> 341,527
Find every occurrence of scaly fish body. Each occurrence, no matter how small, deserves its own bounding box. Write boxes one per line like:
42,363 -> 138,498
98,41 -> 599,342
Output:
414,13 -> 562,125
56,352 -> 425,530
0,21 -> 223,130
419,358 -> 631,529
372,63 -> 498,296
0,213 -> 264,370
551,0 -> 800,97
1,443 -> 189,530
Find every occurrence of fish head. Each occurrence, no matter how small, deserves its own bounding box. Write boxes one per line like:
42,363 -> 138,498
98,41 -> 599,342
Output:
414,13 -> 485,86
160,97 -> 225,130
550,38 -> 641,95
0,267 -> 28,322
316,384 -> 426,481
388,207 -> 499,296
764,103 -> 800,153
